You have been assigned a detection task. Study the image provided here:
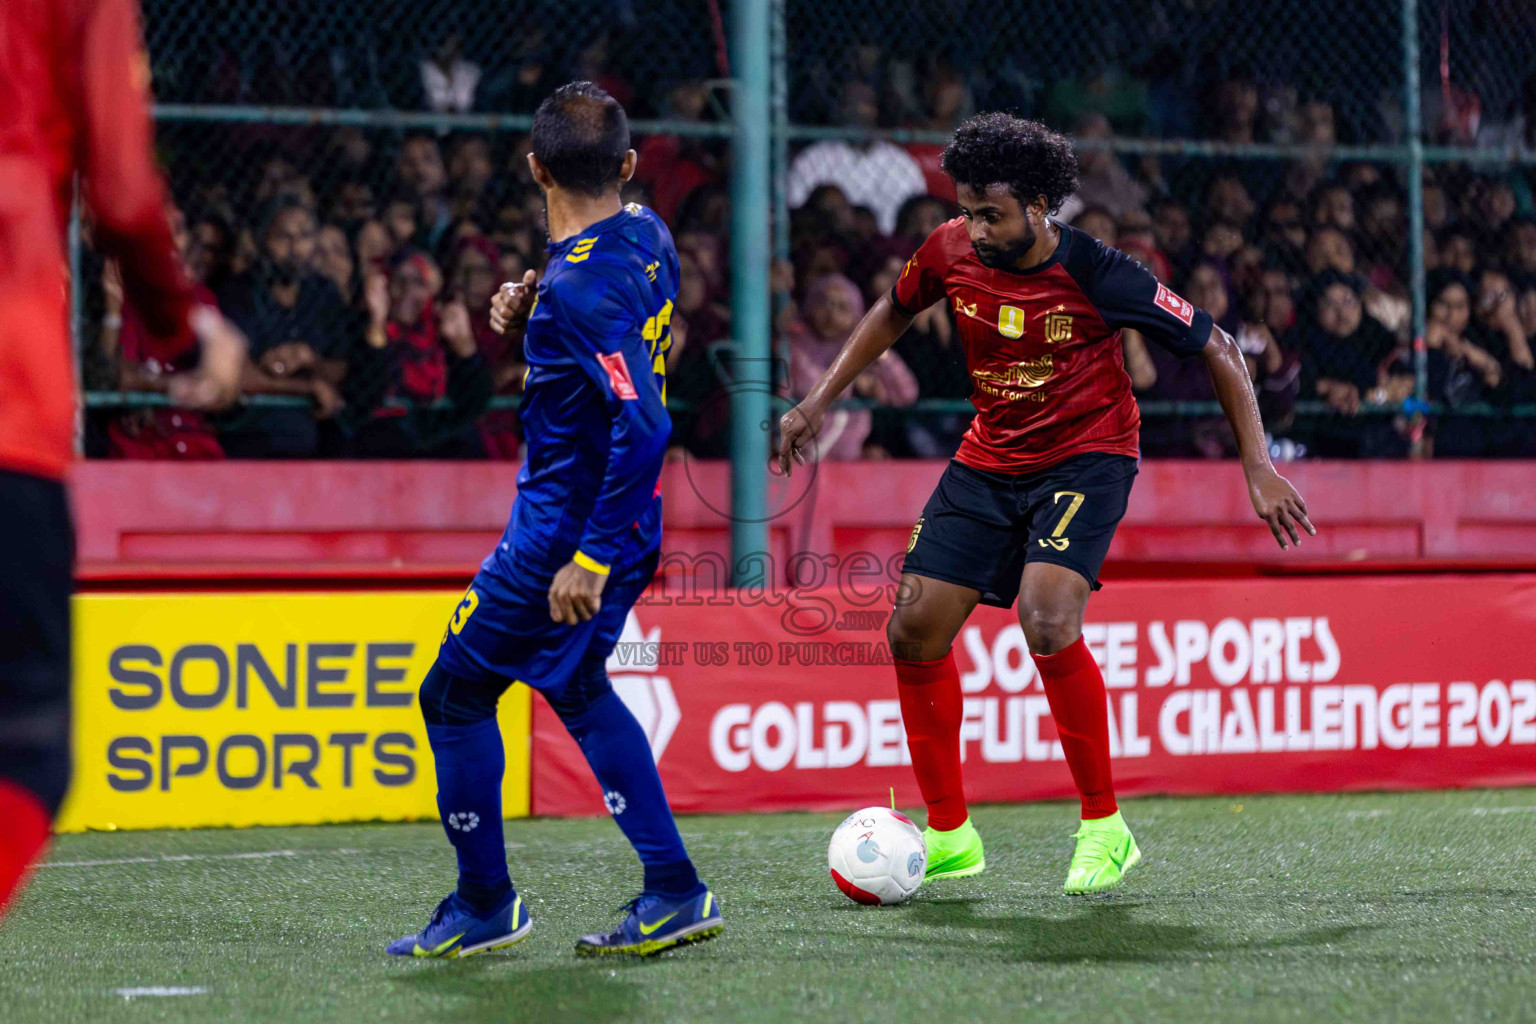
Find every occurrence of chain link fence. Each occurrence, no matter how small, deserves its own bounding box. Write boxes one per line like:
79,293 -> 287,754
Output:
81,0 -> 1536,460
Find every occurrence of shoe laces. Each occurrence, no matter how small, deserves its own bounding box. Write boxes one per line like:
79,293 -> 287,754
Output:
1070,825 -> 1117,866
426,893 -> 456,928
617,893 -> 656,917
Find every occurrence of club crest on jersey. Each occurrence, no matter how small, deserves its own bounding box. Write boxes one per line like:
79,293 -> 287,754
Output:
1045,311 -> 1073,343
1154,283 -> 1195,326
998,304 -> 1025,338
597,351 -> 638,400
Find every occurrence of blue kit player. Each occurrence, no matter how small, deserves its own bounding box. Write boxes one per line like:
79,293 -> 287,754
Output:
387,82 -> 721,959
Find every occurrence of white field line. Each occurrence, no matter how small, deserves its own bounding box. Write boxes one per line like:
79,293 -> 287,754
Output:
114,987 -> 208,999
44,850 -> 300,868
1466,805 -> 1536,816
44,841 -> 522,869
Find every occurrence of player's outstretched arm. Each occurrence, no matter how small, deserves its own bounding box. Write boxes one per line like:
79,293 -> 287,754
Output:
777,292 -> 914,474
1202,326 -> 1315,550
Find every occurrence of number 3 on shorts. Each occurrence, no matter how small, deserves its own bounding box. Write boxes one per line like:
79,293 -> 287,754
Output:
1039,490 -> 1085,551
443,587 -> 480,643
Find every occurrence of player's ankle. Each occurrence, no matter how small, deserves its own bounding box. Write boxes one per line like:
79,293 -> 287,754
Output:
1081,795 -> 1118,820
456,876 -> 513,915
642,858 -> 701,897
927,814 -> 971,833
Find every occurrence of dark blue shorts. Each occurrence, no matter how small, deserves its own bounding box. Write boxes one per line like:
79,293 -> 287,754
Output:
435,549 -> 658,692
0,470 -> 73,814
901,453 -> 1138,607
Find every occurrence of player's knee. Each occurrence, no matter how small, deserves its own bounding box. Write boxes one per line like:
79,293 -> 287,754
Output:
545,658 -> 614,726
418,662 -> 498,726
887,605 -> 947,662
1020,604 -> 1081,656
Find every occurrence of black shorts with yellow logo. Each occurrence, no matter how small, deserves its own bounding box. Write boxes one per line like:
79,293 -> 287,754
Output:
901,453 -> 1138,607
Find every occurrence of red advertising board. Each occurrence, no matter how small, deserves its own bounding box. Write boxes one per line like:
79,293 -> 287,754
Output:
531,574 -> 1536,817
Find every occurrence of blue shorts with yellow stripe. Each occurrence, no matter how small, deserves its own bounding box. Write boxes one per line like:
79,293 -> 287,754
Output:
435,548 -> 659,693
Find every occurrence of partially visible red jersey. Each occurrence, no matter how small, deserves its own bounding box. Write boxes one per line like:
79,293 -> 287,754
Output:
891,217 -> 1211,474
0,0 -> 195,480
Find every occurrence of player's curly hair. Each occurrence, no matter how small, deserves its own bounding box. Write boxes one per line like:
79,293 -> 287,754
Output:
940,113 -> 1080,215
531,81 -> 630,196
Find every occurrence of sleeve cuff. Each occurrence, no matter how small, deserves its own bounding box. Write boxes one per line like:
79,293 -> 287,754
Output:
888,286 -> 917,317
573,550 -> 611,575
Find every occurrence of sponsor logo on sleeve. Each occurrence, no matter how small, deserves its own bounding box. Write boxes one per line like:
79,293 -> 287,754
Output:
597,351 -> 639,400
1154,283 -> 1195,326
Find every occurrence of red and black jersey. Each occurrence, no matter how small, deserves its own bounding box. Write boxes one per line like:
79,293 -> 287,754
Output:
891,217 -> 1211,474
0,0 -> 195,480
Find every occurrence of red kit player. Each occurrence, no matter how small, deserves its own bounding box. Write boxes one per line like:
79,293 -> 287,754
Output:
779,113 -> 1313,894
0,0 -> 244,918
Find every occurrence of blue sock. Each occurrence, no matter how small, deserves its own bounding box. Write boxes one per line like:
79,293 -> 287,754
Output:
425,718 -> 512,913
553,685 -> 703,899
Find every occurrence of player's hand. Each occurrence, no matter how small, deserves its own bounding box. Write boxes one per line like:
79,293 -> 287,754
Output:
169,306 -> 246,412
777,401 -> 824,476
1247,465 -> 1315,551
490,270 -> 538,336
548,559 -> 604,625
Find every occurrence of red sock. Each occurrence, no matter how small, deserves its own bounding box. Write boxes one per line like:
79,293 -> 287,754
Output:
0,780 -> 52,920
1033,637 -> 1118,820
895,652 -> 969,831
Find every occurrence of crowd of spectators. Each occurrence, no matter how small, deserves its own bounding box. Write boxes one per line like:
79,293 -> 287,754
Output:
91,18 -> 1536,459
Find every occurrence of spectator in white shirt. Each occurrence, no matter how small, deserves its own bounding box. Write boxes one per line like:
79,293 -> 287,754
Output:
420,34 -> 481,114
787,82 -> 927,234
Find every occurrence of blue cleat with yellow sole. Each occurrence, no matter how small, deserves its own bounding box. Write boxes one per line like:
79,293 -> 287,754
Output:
574,888 -> 723,957
386,890 -> 532,959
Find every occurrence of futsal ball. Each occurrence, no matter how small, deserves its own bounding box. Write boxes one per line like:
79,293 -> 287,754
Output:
827,806 -> 927,905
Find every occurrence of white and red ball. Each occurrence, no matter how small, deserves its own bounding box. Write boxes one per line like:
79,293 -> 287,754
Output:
827,806 -> 927,905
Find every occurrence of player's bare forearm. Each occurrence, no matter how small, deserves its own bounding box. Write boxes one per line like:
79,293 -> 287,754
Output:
1202,327 -> 1269,469
778,293 -> 913,473
1202,326 -> 1316,550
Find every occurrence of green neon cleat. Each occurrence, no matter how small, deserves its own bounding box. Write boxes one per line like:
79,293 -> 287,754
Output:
1064,810 -> 1141,894
923,817 -> 986,880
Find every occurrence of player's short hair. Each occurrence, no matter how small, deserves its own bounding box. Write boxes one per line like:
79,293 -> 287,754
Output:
940,113 -> 1080,215
531,81 -> 630,196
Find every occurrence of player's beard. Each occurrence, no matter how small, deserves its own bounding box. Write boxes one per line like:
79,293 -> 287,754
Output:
972,224 -> 1036,269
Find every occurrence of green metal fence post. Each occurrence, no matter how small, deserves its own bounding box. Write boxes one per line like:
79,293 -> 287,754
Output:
729,0 -> 772,584
1403,0 -> 1427,406
769,0 -> 791,382
770,0 -> 790,272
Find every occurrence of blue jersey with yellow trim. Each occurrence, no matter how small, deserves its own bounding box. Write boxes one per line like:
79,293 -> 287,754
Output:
491,203 -> 677,579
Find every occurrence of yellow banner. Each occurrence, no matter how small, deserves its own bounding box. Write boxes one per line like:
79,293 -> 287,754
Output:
57,592 -> 530,832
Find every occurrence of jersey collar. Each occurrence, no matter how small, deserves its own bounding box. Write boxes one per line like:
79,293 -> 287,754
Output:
546,206 -> 631,254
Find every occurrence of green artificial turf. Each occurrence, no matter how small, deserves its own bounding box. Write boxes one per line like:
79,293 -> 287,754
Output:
4,789 -> 1535,1023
